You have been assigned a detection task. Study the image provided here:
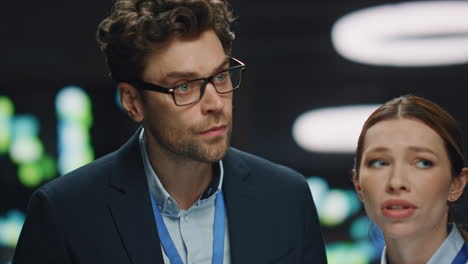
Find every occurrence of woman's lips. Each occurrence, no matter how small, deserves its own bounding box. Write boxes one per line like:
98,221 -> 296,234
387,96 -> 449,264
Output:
382,199 -> 417,219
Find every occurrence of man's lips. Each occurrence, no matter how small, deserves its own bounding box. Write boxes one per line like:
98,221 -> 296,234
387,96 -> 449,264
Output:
382,199 -> 417,219
200,125 -> 227,137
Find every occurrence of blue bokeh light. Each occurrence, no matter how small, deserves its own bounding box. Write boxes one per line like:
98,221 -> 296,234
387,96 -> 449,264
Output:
0,210 -> 25,248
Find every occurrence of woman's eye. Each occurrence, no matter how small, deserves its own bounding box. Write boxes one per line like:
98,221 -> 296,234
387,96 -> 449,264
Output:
368,159 -> 386,168
415,159 -> 433,169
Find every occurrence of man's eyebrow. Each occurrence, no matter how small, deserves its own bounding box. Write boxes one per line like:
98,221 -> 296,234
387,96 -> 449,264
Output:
163,58 -> 230,80
212,57 -> 230,72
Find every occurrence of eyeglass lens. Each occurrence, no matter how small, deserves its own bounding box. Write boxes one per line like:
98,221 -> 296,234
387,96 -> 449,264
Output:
173,67 -> 242,106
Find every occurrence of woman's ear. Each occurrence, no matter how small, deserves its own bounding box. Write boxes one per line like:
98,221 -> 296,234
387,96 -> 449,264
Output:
448,167 -> 468,202
353,169 -> 364,202
118,82 -> 145,122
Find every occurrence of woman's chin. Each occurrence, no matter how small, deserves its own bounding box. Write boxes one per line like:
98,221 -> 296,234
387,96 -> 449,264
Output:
380,220 -> 419,240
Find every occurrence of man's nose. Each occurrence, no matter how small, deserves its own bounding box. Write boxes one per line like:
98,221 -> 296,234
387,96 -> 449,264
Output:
200,82 -> 224,114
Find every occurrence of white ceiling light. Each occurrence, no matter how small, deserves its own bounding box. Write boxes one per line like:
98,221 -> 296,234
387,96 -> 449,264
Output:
293,105 -> 378,153
331,1 -> 468,66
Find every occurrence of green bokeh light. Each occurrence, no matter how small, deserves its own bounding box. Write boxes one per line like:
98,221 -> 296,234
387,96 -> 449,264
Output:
86,144 -> 95,161
320,189 -> 350,227
56,86 -> 93,127
56,86 -> 95,176
0,118 -> 10,154
326,242 -> 371,264
59,143 -> 95,175
10,137 -> 44,164
18,163 -> 43,188
0,96 -> 14,116
17,155 -> 57,188
0,96 -> 14,154
41,155 -> 57,181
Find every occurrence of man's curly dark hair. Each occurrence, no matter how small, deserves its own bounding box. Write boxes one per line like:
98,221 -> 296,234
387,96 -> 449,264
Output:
96,0 -> 235,82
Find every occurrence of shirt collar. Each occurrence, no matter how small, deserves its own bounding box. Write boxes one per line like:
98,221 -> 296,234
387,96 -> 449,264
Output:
380,245 -> 387,264
380,223 -> 466,264
138,128 -> 224,218
427,223 -> 466,264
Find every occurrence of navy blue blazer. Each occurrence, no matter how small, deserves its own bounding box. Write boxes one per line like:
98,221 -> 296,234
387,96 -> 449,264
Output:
13,130 -> 327,264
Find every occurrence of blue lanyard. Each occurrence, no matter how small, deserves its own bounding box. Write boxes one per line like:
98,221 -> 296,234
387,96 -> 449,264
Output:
150,191 -> 226,264
452,244 -> 468,264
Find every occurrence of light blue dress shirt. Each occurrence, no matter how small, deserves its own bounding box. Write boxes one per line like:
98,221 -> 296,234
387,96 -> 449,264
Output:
139,129 -> 231,264
380,223 -> 467,264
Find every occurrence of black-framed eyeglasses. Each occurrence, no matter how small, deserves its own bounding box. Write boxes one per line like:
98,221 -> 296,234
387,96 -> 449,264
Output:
132,57 -> 246,106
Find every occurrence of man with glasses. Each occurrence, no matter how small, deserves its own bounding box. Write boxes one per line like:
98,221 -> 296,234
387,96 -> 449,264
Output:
13,0 -> 327,263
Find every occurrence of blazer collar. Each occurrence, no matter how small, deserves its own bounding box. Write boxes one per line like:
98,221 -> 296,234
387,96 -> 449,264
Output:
222,149 -> 262,264
107,130 -> 259,264
107,128 -> 164,264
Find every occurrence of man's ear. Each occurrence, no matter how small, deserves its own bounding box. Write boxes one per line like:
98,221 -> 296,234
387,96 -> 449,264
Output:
352,169 -> 364,202
448,167 -> 468,202
118,82 -> 145,122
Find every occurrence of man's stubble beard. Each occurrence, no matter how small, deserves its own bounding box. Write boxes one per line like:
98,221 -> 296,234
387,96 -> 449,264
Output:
149,117 -> 232,164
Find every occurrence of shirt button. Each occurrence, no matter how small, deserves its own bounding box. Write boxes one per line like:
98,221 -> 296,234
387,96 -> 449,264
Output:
184,215 -> 189,222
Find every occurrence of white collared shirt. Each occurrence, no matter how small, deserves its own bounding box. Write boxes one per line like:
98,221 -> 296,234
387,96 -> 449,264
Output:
139,128 -> 231,264
380,223 -> 467,264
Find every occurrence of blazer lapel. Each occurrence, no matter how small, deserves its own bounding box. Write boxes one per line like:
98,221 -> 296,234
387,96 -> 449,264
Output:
222,149 -> 261,264
107,130 -> 164,264
106,137 -> 263,264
